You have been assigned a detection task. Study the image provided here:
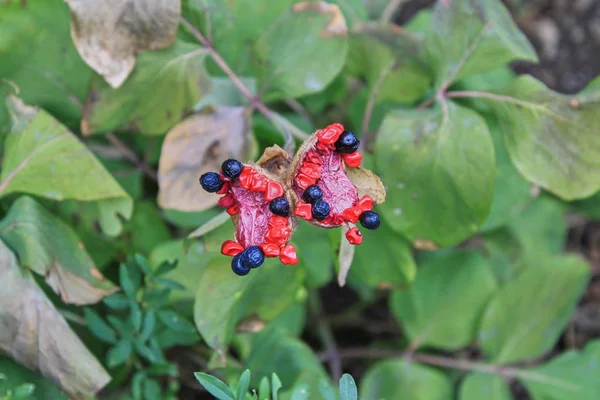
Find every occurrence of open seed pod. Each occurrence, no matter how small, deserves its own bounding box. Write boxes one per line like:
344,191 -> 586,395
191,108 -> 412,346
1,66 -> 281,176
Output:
287,123 -> 386,245
199,146 -> 297,276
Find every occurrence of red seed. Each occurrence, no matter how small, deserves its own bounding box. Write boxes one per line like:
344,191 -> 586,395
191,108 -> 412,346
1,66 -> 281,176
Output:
216,182 -> 230,194
238,166 -> 255,190
346,227 -> 363,245
264,230 -> 286,246
264,180 -> 285,201
305,151 -> 322,165
217,192 -> 235,207
342,206 -> 361,223
294,201 -> 313,220
221,240 -> 244,256
251,174 -> 268,192
260,242 -> 280,257
317,123 -> 344,145
357,195 -> 374,212
343,152 -> 362,168
279,244 -> 299,265
226,204 -> 239,215
300,162 -> 321,179
269,216 -> 288,227
295,173 -> 315,190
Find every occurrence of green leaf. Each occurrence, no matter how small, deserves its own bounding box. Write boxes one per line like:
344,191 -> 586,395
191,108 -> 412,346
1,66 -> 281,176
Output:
143,378 -> 162,400
291,221 -> 334,289
339,374 -> 358,400
459,373 -> 511,400
359,359 -> 452,400
83,308 -> 118,344
521,340 -> 600,400
139,311 -> 156,342
570,191 -> 600,219
103,293 -> 130,310
0,95 -> 133,236
236,370 -> 251,400
130,303 -> 143,331
318,378 -> 338,400
254,2 -> 349,101
258,377 -> 270,400
486,75 -> 600,200
352,220 -> 416,289
131,371 -> 146,400
426,0 -> 537,89
0,196 -> 117,304
194,257 -> 303,353
106,340 -> 133,368
479,115 -> 532,231
245,327 -> 329,396
0,357 -> 66,400
12,383 -> 35,398
376,101 -> 495,248
194,372 -> 235,400
119,263 -> 138,299
81,40 -> 211,135
391,251 -> 497,350
0,241 -> 110,398
121,204 -> 172,257
479,255 -> 590,363
158,310 -> 196,334
272,374 -> 282,400
0,0 -> 91,128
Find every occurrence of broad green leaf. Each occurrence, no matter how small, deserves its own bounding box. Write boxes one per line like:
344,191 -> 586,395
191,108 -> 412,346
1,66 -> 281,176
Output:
245,327 -> 329,396
570,191 -> 600,219
347,88 -> 403,134
346,23 -> 431,105
157,106 -> 254,212
120,201 -> 171,256
0,196 -> 117,304
195,77 -> 257,110
352,220 -> 416,289
1,96 -> 133,236
375,101 -> 495,248
255,2 -> 349,101
318,377 -> 339,400
139,311 -> 156,342
268,301 -> 307,338
479,255 -> 590,363
487,75 -> 600,200
0,357 -> 66,400
82,40 -> 211,135
65,0 -> 181,88
521,340 -> 600,400
459,373 -> 511,400
83,308 -> 118,344
0,240 -> 110,398
359,359 -> 452,400
339,374 -> 358,400
143,378 -> 161,400
479,115 -> 532,231
391,251 -> 497,350
194,372 -> 235,400
106,340 -> 133,368
426,0 -> 537,89
0,0 -> 91,128
158,310 -> 196,334
194,257 -> 304,354
291,221 -> 334,289
236,370 -> 251,400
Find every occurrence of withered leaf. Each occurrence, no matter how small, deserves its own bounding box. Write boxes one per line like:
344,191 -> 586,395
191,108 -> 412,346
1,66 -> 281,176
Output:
0,240 -> 110,398
346,166 -> 387,205
0,196 -> 117,305
158,106 -> 254,212
65,0 -> 181,88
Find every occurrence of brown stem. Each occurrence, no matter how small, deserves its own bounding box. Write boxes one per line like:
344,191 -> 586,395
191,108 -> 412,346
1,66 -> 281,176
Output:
380,0 -> 410,23
105,133 -> 157,181
310,293 -> 342,382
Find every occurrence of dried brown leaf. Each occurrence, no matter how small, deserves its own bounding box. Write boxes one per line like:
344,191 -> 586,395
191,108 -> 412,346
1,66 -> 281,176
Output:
292,1 -> 348,38
157,106 -> 253,212
346,166 -> 387,205
0,240 -> 110,398
256,145 -> 292,178
65,0 -> 181,88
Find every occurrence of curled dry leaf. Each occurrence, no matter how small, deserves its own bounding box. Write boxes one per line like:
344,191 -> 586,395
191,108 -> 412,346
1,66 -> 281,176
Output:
291,2 -> 348,38
65,0 -> 181,88
158,106 -> 253,212
0,240 -> 110,398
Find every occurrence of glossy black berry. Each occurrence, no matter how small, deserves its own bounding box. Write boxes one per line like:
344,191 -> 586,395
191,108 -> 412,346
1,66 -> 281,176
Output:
269,197 -> 290,217
334,130 -> 360,154
359,210 -> 380,230
241,246 -> 265,269
231,254 -> 250,276
312,199 -> 330,221
302,185 -> 323,203
199,172 -> 224,193
221,159 -> 243,180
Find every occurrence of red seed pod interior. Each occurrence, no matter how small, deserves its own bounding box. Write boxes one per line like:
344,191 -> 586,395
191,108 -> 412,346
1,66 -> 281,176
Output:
288,124 -> 386,229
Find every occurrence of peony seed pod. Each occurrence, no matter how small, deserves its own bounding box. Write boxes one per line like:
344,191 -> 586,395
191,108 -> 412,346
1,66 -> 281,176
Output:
287,123 -> 386,245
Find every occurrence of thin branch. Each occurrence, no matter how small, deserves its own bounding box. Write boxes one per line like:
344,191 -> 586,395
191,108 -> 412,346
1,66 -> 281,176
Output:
285,98 -> 312,125
105,133 -> 158,181
180,17 -> 307,153
310,293 -> 342,382
380,0 -> 409,23
446,91 -> 544,111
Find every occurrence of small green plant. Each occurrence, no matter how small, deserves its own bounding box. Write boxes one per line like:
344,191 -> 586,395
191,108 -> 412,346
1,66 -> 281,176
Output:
84,255 -> 198,400
0,374 -> 34,400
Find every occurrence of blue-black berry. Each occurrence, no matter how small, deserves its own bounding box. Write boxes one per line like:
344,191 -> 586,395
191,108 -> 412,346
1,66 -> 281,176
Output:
221,159 -> 243,180
359,210 -> 380,230
335,131 -> 360,154
269,197 -> 290,217
199,172 -> 224,193
231,254 -> 250,276
302,185 -> 323,203
312,199 -> 330,221
241,246 -> 265,269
